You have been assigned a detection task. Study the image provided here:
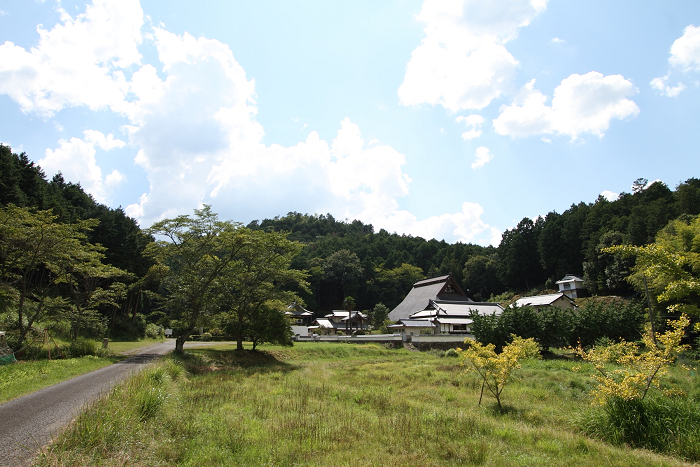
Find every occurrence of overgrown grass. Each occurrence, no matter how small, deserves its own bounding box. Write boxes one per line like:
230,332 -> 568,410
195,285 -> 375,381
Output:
0,356 -> 120,404
0,339 -> 165,404
578,396 -> 700,460
35,343 -> 696,466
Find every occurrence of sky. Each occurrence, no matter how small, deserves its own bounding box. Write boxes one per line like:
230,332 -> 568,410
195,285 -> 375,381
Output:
1,0 -> 699,246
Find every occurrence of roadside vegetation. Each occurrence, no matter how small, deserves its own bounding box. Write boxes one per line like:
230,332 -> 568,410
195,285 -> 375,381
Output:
0,337 -> 164,403
36,342 -> 698,467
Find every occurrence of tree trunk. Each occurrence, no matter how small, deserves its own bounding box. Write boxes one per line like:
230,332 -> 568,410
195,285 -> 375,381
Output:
175,334 -> 187,353
236,312 -> 245,351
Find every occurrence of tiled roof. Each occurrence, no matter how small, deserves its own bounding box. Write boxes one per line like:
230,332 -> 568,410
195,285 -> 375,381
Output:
513,293 -> 571,307
555,274 -> 584,284
391,319 -> 436,328
388,274 -> 472,322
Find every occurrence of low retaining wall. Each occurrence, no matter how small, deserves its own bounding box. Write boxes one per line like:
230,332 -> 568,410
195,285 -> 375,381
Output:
295,334 -> 403,343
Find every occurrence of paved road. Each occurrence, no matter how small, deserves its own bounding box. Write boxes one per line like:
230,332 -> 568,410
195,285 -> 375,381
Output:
0,340 -> 175,467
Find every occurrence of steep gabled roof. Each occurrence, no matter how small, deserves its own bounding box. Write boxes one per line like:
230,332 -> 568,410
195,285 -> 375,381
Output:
388,274 -> 472,322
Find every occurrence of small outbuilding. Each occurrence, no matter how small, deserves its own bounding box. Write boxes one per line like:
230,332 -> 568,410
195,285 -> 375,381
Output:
512,292 -> 576,311
555,274 -> 586,299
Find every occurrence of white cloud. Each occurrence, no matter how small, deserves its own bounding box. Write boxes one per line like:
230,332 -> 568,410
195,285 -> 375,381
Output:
1,0 -> 499,245
551,37 -> 565,44
456,114 -> 484,140
0,0 -> 143,116
650,75 -> 686,97
669,25 -> 700,72
600,190 -> 618,201
398,0 -> 548,112
38,130 -> 124,203
377,202 -> 501,245
471,146 -> 493,169
493,73 -> 639,140
105,169 -> 125,186
651,25 -> 700,97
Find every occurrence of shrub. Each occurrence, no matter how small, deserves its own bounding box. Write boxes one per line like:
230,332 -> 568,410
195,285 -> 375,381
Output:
201,332 -> 212,341
69,337 -> 98,357
457,335 -> 541,409
579,396 -> 700,461
145,323 -> 164,339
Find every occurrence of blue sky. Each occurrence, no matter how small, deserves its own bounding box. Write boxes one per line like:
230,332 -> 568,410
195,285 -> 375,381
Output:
1,0 -> 699,245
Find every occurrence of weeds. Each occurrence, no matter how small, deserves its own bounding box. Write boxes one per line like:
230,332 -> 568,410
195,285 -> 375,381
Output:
35,343 -> 693,467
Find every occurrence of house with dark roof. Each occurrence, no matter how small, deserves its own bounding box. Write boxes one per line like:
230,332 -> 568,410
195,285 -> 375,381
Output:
388,274 -> 472,322
389,299 -> 503,335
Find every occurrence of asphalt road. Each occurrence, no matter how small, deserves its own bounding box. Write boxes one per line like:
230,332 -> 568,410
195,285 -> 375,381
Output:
0,340 -> 175,467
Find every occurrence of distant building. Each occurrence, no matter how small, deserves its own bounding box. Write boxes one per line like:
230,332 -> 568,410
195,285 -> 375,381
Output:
389,274 -> 472,322
389,300 -> 503,335
388,273 -> 502,336
309,310 -> 369,335
555,274 -> 586,299
512,292 -> 576,311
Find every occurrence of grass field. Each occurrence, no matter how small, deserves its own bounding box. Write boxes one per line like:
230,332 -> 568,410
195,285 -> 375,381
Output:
0,338 -> 165,404
35,342 -> 699,466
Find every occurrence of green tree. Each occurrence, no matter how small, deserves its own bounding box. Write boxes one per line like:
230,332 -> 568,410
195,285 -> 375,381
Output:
372,263 -> 424,309
605,215 -> 700,318
242,300 -> 294,350
323,249 -> 362,307
146,206 -> 248,352
0,204 -> 126,347
217,228 -> 308,350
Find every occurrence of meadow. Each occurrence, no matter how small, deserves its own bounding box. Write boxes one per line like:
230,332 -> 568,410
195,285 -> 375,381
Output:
34,342 -> 699,466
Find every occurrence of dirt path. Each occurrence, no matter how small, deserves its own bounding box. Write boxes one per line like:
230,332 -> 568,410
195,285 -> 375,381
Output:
0,340 -> 175,467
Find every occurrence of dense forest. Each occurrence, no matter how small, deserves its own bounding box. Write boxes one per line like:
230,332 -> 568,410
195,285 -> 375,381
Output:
1,144 -> 699,343
247,177 -> 700,312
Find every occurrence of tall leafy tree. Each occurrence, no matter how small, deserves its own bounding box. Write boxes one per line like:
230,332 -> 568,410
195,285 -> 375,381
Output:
146,206 -> 248,352
217,228 -> 308,350
0,204 -> 126,347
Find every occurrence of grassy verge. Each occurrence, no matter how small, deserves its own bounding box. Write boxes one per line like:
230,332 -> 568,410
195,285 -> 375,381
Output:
0,356 -> 121,404
106,338 -> 167,354
0,338 -> 165,404
36,343 -> 696,466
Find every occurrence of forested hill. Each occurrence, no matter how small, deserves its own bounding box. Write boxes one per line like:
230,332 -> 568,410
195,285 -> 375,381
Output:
248,178 -> 700,312
0,144 -> 152,278
3,144 -> 700,316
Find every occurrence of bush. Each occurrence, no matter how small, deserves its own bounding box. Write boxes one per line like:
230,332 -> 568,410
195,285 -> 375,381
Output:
201,332 -> 212,341
579,396 -> 700,461
144,323 -> 164,339
69,337 -> 98,357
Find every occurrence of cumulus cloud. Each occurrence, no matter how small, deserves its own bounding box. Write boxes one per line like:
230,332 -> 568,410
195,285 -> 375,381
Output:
398,0 -> 547,112
0,0 -> 143,116
600,190 -> 618,201
38,130 -> 125,203
493,73 -> 639,140
650,25 -> 700,97
471,146 -> 494,169
456,114 -> 484,140
669,25 -> 700,72
650,75 -> 686,97
377,202 -> 502,245
1,0 -> 499,245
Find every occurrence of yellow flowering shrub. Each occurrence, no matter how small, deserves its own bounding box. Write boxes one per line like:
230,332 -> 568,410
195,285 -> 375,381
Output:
574,314 -> 690,405
457,335 -> 540,409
